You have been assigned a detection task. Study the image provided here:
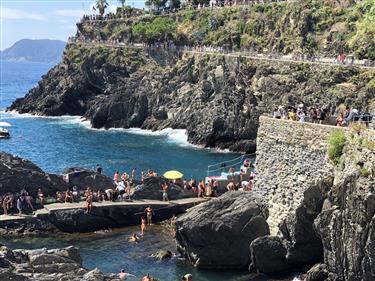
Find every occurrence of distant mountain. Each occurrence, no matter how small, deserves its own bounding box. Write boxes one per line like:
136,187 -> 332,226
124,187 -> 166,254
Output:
0,39 -> 66,63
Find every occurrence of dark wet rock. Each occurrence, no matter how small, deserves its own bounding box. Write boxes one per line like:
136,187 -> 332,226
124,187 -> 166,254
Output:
0,245 -> 119,280
176,191 -> 269,269
0,152 -> 67,196
133,176 -> 193,200
63,167 -> 113,191
314,148 -> 375,281
305,263 -> 329,281
151,250 -> 173,260
250,235 -> 291,274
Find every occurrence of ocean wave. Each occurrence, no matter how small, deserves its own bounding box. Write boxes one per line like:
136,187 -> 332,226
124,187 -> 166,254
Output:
2,110 -> 234,152
124,127 -> 190,146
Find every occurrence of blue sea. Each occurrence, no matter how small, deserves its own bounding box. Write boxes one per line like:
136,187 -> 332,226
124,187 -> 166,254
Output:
0,61 -> 264,281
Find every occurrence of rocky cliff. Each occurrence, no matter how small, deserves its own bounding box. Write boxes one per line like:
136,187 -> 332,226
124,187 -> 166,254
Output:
174,118 -> 375,280
251,119 -> 375,280
8,43 -> 375,152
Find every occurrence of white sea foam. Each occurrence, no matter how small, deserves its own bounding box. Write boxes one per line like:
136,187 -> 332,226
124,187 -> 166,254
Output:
2,110 -> 234,152
124,127 -> 191,147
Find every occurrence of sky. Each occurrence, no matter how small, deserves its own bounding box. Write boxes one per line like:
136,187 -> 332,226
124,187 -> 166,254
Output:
0,0 -> 146,50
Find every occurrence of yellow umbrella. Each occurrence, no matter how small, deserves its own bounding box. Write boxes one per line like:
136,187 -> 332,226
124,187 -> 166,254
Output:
163,170 -> 183,180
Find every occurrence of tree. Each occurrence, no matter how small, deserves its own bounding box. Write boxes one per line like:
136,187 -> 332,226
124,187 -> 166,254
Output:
145,0 -> 168,12
96,0 -> 109,16
168,0 -> 181,9
118,0 -> 126,7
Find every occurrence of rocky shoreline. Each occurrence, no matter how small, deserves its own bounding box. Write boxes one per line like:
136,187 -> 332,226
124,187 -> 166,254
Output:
7,44 -> 375,152
0,244 -> 119,281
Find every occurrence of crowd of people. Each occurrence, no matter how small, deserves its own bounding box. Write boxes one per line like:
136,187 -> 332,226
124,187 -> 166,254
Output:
273,103 -> 373,127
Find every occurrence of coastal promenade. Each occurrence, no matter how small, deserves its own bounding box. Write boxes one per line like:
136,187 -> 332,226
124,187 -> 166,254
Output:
67,41 -> 375,69
0,197 -> 207,233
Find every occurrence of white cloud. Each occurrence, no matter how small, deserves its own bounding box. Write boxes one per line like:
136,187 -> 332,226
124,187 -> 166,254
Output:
0,7 -> 46,21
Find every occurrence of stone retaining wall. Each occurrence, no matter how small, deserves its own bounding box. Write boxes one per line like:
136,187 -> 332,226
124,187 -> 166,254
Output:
254,116 -> 338,234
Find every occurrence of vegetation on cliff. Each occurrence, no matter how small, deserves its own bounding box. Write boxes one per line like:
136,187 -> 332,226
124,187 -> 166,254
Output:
79,0 -> 375,58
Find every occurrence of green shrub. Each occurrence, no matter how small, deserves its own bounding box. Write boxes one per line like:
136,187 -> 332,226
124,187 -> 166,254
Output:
328,130 -> 346,165
360,167 -> 370,177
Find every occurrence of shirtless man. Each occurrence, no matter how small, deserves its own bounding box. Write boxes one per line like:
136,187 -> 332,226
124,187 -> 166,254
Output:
37,188 -> 44,207
65,188 -> 73,203
85,187 -> 93,214
144,206 -> 154,226
2,195 -> 10,215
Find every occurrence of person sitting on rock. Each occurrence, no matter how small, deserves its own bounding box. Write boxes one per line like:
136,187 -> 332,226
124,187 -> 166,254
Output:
227,182 -> 235,192
56,192 -> 64,203
97,189 -> 106,202
95,164 -> 102,174
113,171 -> 120,185
197,181 -> 205,198
162,183 -> 169,202
65,188 -> 73,203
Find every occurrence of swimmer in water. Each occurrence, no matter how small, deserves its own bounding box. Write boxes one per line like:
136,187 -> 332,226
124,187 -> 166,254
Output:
142,274 -> 152,281
118,269 -> 136,280
141,216 -> 146,235
128,233 -> 140,243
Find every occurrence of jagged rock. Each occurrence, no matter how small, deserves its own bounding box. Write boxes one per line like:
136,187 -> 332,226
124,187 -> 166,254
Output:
314,147 -> 375,281
250,236 -> 292,274
133,176 -> 193,200
151,250 -> 173,260
63,167 -> 113,191
0,152 -> 67,196
0,245 -> 118,281
176,191 -> 269,269
305,263 -> 329,281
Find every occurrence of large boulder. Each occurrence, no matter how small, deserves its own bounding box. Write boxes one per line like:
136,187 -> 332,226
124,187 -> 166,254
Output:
132,176 -> 193,200
250,236 -> 291,274
176,191 -> 269,269
0,152 -> 67,196
0,245 -> 118,281
63,167 -> 113,191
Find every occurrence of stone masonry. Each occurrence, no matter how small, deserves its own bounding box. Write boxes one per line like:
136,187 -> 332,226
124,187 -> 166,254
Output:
254,116 -> 339,234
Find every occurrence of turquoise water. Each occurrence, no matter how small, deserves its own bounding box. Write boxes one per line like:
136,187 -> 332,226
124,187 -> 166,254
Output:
0,61 -> 238,179
0,61 -> 259,280
1,226 -> 257,281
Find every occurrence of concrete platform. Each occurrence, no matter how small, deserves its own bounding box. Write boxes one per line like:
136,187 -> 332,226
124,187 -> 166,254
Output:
0,198 -> 208,233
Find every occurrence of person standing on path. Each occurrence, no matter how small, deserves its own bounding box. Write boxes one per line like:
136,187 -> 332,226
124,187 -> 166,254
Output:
144,206 -> 154,226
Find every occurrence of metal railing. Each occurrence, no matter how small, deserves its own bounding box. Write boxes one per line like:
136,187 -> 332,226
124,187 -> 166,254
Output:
206,153 -> 255,177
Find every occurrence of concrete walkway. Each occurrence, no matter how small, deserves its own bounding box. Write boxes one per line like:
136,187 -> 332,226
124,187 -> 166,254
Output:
68,41 -> 375,69
0,197 -> 207,222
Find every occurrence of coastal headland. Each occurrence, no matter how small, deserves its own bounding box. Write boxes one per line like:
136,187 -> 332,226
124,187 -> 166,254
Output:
1,0 -> 375,280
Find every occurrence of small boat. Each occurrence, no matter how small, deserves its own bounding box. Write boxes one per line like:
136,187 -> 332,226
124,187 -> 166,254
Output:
0,121 -> 11,139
